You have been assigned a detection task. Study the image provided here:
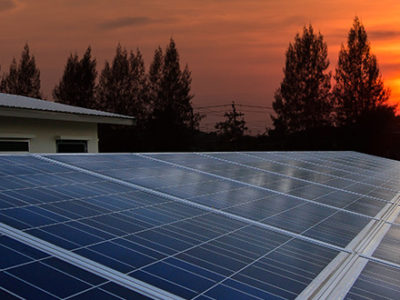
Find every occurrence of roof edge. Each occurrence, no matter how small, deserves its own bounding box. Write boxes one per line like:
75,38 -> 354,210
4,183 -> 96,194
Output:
0,107 -> 135,125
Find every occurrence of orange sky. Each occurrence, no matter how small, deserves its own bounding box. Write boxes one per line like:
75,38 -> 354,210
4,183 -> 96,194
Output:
0,0 -> 400,133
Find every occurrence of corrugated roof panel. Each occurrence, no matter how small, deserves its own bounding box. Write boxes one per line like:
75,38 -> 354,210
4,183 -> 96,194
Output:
0,93 -> 134,120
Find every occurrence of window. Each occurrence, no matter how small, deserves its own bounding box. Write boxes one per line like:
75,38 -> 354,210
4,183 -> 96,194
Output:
56,140 -> 88,153
0,139 -> 29,152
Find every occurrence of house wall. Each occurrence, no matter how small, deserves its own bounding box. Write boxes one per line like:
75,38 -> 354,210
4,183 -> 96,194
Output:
0,116 -> 99,153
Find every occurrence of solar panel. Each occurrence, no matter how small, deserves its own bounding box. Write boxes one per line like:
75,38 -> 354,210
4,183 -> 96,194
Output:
345,261 -> 400,299
371,215 -> 400,265
0,151 -> 399,299
46,153 -> 394,247
0,235 -> 150,299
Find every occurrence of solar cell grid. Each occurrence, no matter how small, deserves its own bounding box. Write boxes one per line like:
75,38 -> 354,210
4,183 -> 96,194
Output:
372,223 -> 400,265
307,152 -> 400,177
345,260 -> 400,299
0,154 -> 348,298
0,235 -> 150,299
45,153 -> 395,248
125,222 -> 340,299
211,153 -> 353,184
200,153 -> 396,202
243,152 -> 399,194
0,151 -> 400,299
140,153 -> 397,211
2,198 -> 343,299
270,151 -> 400,180
259,153 -> 364,179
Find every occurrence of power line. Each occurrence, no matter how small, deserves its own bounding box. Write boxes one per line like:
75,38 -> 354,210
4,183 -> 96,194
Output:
194,103 -> 273,110
236,104 -> 273,110
200,109 -> 270,114
194,104 -> 232,109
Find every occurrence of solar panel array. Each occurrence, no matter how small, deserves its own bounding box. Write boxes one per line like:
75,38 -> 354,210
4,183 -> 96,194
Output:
0,151 -> 399,299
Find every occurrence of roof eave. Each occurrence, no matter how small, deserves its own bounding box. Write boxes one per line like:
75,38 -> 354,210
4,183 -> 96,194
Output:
0,107 -> 136,126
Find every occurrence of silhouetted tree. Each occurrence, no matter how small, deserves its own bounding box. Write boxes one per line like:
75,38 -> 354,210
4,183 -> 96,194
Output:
333,17 -> 392,125
129,49 -> 149,123
1,44 -> 41,98
215,101 -> 248,142
96,44 -> 147,118
148,46 -> 163,112
271,25 -> 332,135
148,39 -> 202,149
53,46 -> 97,108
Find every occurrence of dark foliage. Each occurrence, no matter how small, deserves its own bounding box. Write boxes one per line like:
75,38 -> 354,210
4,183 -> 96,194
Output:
271,25 -> 332,135
145,38 -> 202,150
96,44 -> 148,118
1,44 -> 41,98
333,17 -> 392,125
266,19 -> 400,161
215,101 -> 247,147
98,40 -> 201,152
96,45 -> 149,151
53,47 -> 97,108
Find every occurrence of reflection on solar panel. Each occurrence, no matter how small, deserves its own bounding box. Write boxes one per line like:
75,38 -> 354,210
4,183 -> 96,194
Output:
0,151 -> 399,299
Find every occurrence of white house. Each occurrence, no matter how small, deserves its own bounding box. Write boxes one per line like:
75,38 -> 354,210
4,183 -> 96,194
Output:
0,93 -> 135,153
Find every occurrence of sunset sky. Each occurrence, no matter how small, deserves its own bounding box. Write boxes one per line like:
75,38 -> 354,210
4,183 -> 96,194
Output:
1,0 -> 400,133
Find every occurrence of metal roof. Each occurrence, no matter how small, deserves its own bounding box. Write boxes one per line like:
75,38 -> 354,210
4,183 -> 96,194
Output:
0,93 -> 134,121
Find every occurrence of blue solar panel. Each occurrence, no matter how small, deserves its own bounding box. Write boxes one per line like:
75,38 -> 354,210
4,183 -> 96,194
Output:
144,152 -> 395,206
372,221 -> 400,265
0,235 -> 150,299
46,153 -> 390,248
345,261 -> 400,299
0,152 -> 400,299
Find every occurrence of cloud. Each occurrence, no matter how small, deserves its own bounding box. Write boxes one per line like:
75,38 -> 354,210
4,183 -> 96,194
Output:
381,62 -> 400,72
368,30 -> 400,40
281,15 -> 309,27
99,17 -> 151,30
0,0 -> 16,12
99,16 -> 176,30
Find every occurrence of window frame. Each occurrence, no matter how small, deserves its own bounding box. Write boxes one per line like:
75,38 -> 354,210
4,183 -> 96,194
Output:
0,138 -> 30,153
56,139 -> 88,153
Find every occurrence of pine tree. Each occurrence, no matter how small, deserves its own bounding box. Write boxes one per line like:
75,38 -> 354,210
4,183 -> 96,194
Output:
1,44 -> 41,98
96,44 -> 147,118
333,17 -> 391,125
0,59 -> 18,94
147,46 -> 163,121
215,101 -> 248,142
97,44 -> 130,114
271,25 -> 332,135
129,48 -> 149,123
53,46 -> 97,108
149,38 -> 201,143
